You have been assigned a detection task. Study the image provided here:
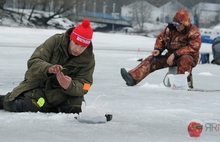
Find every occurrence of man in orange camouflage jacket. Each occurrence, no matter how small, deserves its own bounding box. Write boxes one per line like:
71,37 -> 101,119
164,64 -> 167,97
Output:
121,9 -> 201,88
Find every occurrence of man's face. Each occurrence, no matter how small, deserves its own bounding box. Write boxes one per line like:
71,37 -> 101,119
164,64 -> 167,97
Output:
68,39 -> 87,56
175,23 -> 185,32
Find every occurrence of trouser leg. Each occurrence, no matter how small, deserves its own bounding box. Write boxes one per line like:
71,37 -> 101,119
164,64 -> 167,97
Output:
128,55 -> 169,84
126,54 -> 196,86
176,55 -> 196,82
176,55 -> 196,88
3,89 -> 54,112
3,92 -> 16,112
13,96 -> 41,112
56,96 -> 82,114
3,92 -> 41,112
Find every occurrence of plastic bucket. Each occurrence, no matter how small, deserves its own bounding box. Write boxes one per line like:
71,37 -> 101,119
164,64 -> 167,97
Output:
167,67 -> 177,87
168,72 -> 189,90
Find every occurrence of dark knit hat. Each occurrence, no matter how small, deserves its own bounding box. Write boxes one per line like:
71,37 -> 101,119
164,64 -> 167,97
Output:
70,19 -> 93,47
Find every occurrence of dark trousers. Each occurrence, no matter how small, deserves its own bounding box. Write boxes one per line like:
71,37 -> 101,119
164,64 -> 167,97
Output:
3,89 -> 82,114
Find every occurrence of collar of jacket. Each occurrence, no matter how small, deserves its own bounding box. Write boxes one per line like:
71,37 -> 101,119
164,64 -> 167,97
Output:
180,24 -> 191,35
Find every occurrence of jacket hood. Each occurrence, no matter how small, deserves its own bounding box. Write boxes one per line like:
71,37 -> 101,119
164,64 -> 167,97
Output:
173,9 -> 191,28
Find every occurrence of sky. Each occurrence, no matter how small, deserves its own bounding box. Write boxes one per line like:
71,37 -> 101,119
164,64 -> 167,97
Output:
0,26 -> 220,142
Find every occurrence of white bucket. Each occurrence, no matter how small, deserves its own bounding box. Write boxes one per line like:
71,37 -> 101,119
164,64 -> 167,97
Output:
167,72 -> 189,90
167,67 -> 177,87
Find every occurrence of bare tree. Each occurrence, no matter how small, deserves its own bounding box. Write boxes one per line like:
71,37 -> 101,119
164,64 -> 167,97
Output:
0,0 -> 7,9
17,0 -> 28,23
0,0 -> 7,24
0,9 -> 5,24
43,0 -> 77,24
40,0 -> 49,11
129,1 -> 152,32
29,0 -> 85,27
191,3 -> 205,28
28,0 -> 45,21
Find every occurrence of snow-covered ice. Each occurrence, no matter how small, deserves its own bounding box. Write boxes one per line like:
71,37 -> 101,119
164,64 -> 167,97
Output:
0,26 -> 220,142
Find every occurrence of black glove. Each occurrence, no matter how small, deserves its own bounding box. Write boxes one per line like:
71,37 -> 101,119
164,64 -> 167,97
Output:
167,23 -> 176,31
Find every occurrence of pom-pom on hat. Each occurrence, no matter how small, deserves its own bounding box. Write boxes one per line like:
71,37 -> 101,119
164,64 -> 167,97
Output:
70,19 -> 93,47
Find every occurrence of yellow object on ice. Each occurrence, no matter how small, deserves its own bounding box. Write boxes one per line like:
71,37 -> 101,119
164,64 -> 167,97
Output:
37,97 -> 45,107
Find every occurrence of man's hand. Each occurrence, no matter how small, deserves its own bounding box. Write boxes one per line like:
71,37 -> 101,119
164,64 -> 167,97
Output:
48,65 -> 71,90
56,71 -> 72,90
151,50 -> 160,57
167,53 -> 175,65
48,65 -> 63,74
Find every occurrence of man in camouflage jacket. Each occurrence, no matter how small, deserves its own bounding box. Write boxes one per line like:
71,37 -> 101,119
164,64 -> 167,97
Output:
121,9 -> 201,88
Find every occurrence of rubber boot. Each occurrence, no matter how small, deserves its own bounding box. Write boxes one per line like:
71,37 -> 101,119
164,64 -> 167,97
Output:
120,68 -> 136,86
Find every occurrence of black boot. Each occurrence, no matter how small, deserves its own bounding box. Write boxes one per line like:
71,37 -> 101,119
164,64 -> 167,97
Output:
120,68 -> 136,86
0,95 -> 5,109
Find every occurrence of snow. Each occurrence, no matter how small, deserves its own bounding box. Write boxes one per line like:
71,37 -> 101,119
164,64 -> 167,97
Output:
0,26 -> 220,142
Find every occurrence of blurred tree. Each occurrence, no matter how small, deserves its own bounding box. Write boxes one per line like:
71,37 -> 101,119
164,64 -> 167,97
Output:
2,0 -> 220,28
0,0 -> 7,9
129,1 -> 152,32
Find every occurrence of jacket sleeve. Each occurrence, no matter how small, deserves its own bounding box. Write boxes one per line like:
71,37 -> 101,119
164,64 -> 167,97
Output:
25,35 -> 58,80
154,27 -> 169,53
63,58 -> 95,97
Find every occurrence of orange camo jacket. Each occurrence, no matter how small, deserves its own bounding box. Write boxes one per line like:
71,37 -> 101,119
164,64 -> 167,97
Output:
154,9 -> 202,64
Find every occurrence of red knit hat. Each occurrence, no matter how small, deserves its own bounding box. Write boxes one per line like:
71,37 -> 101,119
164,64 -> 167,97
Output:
70,19 -> 93,47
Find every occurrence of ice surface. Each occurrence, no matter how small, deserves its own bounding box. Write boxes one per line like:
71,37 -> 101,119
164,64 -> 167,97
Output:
0,26 -> 220,142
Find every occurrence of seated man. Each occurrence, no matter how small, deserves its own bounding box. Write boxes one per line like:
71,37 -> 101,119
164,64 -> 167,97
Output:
211,37 -> 220,65
0,19 -> 95,114
120,9 -> 201,88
